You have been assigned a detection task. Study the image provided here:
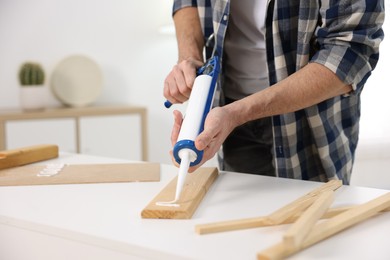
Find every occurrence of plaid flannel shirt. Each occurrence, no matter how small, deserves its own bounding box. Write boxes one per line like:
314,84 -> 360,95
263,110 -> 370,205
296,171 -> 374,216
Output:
172,0 -> 384,184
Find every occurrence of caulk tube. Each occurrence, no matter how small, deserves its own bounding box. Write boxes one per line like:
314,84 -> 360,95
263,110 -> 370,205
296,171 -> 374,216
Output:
173,74 -> 213,167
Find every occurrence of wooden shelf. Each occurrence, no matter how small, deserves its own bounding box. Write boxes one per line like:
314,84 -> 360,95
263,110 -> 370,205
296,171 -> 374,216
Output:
0,105 -> 148,161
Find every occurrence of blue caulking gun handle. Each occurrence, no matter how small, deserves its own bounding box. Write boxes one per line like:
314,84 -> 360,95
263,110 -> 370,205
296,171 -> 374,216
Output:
164,100 -> 172,108
170,56 -> 220,167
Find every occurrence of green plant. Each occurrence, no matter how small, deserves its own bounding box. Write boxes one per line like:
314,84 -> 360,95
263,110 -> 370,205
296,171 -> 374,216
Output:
19,62 -> 45,86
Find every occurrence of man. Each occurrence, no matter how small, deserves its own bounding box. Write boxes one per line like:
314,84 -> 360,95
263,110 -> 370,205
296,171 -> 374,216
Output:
163,0 -> 384,184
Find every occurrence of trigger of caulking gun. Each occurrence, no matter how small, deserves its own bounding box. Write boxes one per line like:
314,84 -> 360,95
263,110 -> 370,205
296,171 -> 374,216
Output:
157,56 -> 220,206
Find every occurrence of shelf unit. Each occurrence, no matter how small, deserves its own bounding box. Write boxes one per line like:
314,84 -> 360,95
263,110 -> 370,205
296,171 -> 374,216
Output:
0,105 -> 148,161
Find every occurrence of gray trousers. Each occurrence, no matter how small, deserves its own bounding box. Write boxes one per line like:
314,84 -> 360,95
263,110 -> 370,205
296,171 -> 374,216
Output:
221,98 -> 275,177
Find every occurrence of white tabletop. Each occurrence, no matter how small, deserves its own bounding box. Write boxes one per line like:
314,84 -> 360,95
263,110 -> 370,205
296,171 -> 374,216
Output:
0,153 -> 389,260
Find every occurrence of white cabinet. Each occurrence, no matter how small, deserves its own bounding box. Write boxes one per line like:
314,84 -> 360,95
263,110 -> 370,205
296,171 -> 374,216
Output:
0,106 -> 148,161
6,118 -> 77,153
79,115 -> 142,160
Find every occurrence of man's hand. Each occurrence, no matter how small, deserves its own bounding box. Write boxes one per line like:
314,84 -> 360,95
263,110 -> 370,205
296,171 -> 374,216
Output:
163,58 -> 203,105
170,106 -> 239,172
164,6 -> 205,105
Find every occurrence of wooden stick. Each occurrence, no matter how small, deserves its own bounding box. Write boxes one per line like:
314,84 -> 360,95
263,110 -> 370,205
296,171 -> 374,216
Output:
0,163 -> 160,186
267,196 -> 316,225
195,204 -> 390,235
141,167 -> 219,219
195,180 -> 342,234
283,190 -> 334,249
257,192 -> 390,260
0,144 -> 59,170
267,180 -> 342,224
195,216 -> 271,235
289,205 -> 390,220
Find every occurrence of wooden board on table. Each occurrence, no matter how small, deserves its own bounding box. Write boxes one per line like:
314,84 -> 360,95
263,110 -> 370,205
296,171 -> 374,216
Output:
0,163 -> 160,186
141,167 -> 219,219
0,144 -> 59,170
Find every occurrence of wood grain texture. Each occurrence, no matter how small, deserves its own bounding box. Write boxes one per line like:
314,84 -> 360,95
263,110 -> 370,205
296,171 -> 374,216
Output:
257,192 -> 390,260
0,144 -> 58,170
266,180 -> 342,224
0,163 -> 160,186
283,190 -> 334,249
195,205 -> 390,235
141,167 -> 219,219
196,180 -> 342,234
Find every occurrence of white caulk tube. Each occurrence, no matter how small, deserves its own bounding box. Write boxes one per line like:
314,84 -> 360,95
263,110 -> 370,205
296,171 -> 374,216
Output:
171,75 -> 214,202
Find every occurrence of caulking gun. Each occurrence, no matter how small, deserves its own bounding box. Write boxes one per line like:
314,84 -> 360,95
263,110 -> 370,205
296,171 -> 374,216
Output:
159,56 -> 220,206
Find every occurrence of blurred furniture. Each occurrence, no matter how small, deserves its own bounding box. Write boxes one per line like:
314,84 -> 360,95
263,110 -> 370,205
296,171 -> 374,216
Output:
0,105 -> 148,161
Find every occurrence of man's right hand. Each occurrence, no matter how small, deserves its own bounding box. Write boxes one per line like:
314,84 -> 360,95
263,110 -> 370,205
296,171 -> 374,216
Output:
164,6 -> 205,105
163,58 -> 204,105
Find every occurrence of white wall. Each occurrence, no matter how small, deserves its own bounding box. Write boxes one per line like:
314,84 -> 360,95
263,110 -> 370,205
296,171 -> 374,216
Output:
358,0 -> 390,146
0,0 -> 389,171
0,0 -> 178,164
351,1 -> 390,189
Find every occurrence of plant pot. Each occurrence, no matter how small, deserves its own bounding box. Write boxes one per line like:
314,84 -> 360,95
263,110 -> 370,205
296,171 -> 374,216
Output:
19,86 -> 48,111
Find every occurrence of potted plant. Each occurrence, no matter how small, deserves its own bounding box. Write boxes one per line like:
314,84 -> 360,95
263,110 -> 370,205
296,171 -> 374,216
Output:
19,62 -> 47,110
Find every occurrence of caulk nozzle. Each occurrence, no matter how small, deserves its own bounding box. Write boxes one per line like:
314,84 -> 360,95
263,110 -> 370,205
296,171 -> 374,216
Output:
174,150 -> 191,201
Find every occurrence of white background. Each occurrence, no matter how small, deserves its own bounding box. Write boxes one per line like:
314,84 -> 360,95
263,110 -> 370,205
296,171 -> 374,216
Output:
0,0 -> 178,164
0,0 -> 389,167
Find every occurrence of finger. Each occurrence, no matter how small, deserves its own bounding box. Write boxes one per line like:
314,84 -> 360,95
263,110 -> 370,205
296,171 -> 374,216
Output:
188,162 -> 203,173
179,59 -> 203,98
195,127 -> 216,151
172,65 -> 188,90
203,139 -> 220,162
171,110 -> 183,147
182,62 -> 198,91
169,150 -> 179,168
165,77 -> 188,104
163,79 -> 181,105
163,67 -> 188,104
171,65 -> 191,102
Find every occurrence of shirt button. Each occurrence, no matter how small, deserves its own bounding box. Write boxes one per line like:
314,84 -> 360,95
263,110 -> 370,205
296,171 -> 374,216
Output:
223,14 -> 228,21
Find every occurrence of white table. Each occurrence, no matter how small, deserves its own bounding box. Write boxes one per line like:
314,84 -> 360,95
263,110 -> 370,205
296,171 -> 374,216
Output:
0,153 -> 389,260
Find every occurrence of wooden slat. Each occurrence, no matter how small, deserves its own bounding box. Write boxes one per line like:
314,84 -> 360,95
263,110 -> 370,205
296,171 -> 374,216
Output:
195,180 -> 342,234
0,144 -> 58,170
0,163 -> 160,186
195,205 -> 390,235
141,167 -> 219,219
283,190 -> 334,249
257,192 -> 390,260
266,180 -> 342,224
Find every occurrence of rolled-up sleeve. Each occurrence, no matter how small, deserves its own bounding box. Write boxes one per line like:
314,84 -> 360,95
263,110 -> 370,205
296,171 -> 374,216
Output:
173,0 -> 198,15
311,0 -> 384,92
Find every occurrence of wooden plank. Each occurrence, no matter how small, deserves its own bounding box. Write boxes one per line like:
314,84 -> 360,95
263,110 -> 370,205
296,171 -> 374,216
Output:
266,180 -> 342,224
283,190 -> 334,249
0,144 -> 58,170
0,120 -> 5,150
195,205 -> 390,235
0,163 -> 160,186
257,192 -> 390,260
141,167 -> 219,219
195,180 -> 342,234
